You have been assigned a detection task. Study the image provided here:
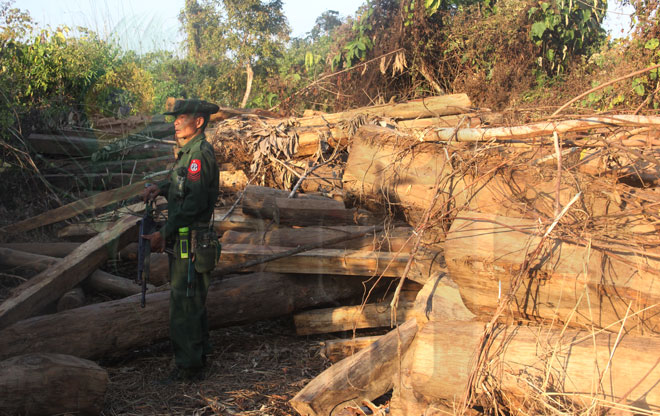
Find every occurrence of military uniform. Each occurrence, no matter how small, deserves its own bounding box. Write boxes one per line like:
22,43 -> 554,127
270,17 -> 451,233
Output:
157,101 -> 220,373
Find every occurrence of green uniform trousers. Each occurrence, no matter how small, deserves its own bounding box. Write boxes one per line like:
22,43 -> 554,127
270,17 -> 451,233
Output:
169,246 -> 211,369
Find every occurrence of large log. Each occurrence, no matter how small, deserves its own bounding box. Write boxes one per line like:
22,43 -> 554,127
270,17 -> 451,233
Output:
406,320 -> 660,413
0,353 -> 108,416
0,214 -> 137,329
0,180 -> 150,235
0,247 -> 153,297
0,273 -> 369,361
293,299 -> 416,335
289,318 -> 418,416
216,244 -> 439,284
43,155 -> 174,175
241,185 -> 378,226
221,225 -> 414,252
342,125 -> 452,241
445,211 -> 660,335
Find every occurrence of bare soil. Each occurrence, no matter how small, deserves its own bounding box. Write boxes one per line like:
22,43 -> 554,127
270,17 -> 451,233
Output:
101,317 -> 333,416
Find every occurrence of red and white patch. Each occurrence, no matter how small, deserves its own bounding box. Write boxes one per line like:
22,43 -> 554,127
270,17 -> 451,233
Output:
187,159 -> 202,182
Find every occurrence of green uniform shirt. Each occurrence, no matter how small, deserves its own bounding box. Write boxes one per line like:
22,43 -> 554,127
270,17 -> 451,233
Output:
158,133 -> 219,238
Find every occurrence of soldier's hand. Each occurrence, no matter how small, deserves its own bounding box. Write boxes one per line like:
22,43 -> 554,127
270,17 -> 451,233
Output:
142,184 -> 161,203
142,231 -> 166,253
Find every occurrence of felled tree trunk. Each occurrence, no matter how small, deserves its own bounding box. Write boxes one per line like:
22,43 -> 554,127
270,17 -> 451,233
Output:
221,225 -> 413,252
445,211 -> 660,335
342,125 -> 453,243
56,287 -> 86,312
403,320 -> 660,413
0,273 -> 369,361
290,318 -> 418,416
0,353 -> 108,416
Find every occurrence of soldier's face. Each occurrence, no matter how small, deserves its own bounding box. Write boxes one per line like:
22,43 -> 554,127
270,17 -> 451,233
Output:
174,114 -> 204,141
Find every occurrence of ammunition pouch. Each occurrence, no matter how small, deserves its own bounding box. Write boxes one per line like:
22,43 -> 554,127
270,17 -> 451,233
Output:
193,229 -> 221,273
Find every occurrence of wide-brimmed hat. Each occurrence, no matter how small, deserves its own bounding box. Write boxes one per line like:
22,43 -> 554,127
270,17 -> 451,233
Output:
163,99 -> 220,116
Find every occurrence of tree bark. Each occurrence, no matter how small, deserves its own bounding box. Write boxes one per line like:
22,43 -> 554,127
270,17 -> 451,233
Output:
289,318 -> 418,416
0,273 -> 369,361
0,353 -> 108,416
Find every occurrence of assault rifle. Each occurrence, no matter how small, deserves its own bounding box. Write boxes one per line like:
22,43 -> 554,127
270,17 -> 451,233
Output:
136,201 -> 157,308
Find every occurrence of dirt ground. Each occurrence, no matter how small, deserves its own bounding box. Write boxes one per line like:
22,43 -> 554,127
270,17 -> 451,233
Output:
100,317 -> 334,416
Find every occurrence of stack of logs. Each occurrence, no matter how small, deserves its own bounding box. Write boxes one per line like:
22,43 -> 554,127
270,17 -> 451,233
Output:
3,94 -> 660,415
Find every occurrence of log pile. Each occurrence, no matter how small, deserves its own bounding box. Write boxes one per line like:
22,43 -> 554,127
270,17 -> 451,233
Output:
6,94 -> 660,415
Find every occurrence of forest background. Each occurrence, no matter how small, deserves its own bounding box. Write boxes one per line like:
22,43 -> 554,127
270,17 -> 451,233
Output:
1,0 -> 660,197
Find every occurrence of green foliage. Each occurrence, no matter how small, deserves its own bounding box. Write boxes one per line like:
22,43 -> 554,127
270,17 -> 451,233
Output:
528,0 -> 607,75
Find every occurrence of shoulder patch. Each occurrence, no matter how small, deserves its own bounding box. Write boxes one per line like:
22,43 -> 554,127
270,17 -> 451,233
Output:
187,159 -> 202,182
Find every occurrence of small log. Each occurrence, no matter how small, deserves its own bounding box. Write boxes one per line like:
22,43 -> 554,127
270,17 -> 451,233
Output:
0,242 -> 80,257
0,247 -> 155,297
0,179 -> 150,235
216,244 -> 438,284
289,318 -> 418,416
0,214 -> 137,330
56,287 -> 86,312
396,113 -> 482,129
27,133 -> 99,156
320,336 -> 380,363
294,300 -> 416,335
288,94 -> 472,127
407,320 -> 660,412
431,114 -> 660,142
0,353 -> 108,416
0,273 -> 370,361
221,225 -> 414,252
445,211 -> 660,334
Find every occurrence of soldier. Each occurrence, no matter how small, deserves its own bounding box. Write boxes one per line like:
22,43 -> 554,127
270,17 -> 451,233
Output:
142,99 -> 220,382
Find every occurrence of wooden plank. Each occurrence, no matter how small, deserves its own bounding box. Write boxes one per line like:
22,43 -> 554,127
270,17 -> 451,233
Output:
0,180 -> 149,235
0,273 -> 368,360
0,353 -> 107,416
0,215 -> 137,330
293,300 -> 416,335
216,244 -> 438,283
289,318 -> 418,416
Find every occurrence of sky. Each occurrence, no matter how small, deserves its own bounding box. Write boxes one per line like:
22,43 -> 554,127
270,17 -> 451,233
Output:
16,0 -> 362,53
17,0 -> 633,54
